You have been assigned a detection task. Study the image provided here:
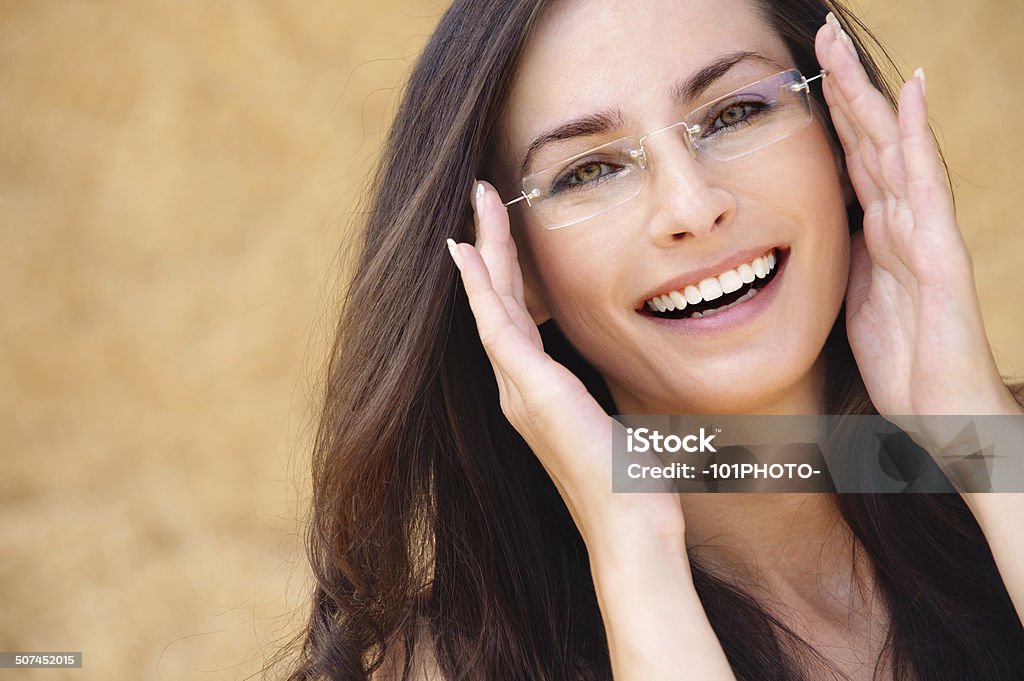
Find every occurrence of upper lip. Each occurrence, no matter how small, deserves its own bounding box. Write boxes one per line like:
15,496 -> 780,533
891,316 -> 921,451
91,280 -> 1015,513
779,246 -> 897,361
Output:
635,245 -> 782,310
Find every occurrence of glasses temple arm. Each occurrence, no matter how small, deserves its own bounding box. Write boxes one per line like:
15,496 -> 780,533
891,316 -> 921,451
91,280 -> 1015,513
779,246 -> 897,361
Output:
503,188 -> 541,207
805,69 -> 829,85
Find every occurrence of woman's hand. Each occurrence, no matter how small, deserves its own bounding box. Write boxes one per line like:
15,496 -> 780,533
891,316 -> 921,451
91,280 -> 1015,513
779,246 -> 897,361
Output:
448,182 -> 737,681
815,13 -> 1021,421
817,24 -> 1024,625
447,181 -> 687,557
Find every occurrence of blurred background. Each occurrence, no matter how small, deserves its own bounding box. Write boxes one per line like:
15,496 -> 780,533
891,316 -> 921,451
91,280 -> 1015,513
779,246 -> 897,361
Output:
1,1 -> 1021,679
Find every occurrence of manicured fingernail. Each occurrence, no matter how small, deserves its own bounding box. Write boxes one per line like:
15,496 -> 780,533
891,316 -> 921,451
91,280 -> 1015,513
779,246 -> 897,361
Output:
825,11 -> 841,37
446,238 -> 460,266
913,66 -> 926,96
469,180 -> 480,214
475,181 -> 486,216
838,28 -> 858,60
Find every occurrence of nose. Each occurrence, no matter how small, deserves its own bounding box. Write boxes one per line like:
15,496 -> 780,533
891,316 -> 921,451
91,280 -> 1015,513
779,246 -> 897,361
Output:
640,131 -> 736,245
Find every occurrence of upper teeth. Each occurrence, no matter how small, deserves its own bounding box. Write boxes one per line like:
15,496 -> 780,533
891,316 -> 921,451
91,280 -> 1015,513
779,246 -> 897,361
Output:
646,250 -> 778,313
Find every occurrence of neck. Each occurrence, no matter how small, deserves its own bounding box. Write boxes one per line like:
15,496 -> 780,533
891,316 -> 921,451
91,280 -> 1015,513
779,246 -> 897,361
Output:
680,493 -> 872,618
612,354 -> 873,615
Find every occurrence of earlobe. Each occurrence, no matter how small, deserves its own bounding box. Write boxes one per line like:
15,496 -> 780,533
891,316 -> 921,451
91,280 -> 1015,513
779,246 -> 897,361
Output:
518,249 -> 552,325
841,167 -> 856,207
835,149 -> 857,207
523,270 -> 552,325
505,213 -> 552,325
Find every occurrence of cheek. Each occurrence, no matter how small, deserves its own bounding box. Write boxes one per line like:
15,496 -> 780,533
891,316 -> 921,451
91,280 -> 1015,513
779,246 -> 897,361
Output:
528,236 -> 606,322
819,226 -> 852,319
797,190 -> 853,344
813,154 -> 854,294
519,227 -> 631,347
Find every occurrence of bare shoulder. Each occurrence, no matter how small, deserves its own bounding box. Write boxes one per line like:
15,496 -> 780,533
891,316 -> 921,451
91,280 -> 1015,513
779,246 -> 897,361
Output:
370,620 -> 443,681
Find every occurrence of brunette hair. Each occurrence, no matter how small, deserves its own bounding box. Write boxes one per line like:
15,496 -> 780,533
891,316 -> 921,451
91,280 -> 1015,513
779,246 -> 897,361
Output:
273,1 -> 1024,679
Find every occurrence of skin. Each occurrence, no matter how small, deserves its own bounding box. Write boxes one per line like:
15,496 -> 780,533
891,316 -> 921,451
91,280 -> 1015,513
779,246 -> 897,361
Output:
447,0 -> 1024,678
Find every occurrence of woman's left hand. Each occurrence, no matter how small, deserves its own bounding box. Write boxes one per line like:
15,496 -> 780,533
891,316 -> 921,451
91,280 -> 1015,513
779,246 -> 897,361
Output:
814,13 -> 1021,420
816,17 -> 1024,628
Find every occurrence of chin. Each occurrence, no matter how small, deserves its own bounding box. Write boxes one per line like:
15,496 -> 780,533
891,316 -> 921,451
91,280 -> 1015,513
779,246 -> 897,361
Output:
607,342 -> 829,416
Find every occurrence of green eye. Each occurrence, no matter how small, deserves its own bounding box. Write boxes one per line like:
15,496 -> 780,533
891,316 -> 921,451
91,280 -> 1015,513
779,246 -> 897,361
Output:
720,105 -> 748,125
711,100 -> 768,131
550,160 -> 623,194
573,162 -> 605,183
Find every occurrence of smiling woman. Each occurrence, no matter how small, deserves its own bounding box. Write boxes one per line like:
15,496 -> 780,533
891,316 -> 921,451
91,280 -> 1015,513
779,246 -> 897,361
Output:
274,1 -> 1024,680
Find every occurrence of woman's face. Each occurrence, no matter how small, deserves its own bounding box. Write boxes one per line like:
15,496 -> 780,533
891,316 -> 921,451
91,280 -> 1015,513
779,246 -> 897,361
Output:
499,0 -> 851,415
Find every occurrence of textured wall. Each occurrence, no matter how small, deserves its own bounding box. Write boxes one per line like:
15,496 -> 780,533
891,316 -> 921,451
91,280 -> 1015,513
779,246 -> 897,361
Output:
1,1 -> 1021,679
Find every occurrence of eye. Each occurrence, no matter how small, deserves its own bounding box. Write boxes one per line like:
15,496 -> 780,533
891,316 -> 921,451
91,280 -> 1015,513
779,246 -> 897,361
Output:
552,160 -> 623,193
709,100 -> 769,132
573,162 -> 610,183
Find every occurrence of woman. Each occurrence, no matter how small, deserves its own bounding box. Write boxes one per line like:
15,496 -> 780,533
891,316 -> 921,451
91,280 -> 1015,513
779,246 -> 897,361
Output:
281,0 -> 1024,679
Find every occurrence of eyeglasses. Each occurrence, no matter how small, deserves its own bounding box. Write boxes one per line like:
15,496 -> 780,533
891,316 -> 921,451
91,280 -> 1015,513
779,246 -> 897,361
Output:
501,68 -> 828,230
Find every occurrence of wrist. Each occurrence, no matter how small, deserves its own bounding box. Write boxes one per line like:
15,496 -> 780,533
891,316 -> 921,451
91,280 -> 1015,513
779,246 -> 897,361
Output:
960,492 -> 1024,526
588,532 -> 692,589
585,521 -> 689,573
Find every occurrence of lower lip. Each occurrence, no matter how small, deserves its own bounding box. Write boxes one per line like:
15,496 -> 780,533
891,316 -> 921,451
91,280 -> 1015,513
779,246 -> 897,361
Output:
640,249 -> 789,336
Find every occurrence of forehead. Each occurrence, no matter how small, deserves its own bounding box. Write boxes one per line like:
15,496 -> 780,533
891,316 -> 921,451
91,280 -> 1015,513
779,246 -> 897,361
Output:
501,0 -> 795,170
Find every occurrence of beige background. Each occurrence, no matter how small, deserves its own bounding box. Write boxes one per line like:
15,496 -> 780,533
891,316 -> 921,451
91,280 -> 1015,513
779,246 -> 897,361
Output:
1,1 -> 1021,680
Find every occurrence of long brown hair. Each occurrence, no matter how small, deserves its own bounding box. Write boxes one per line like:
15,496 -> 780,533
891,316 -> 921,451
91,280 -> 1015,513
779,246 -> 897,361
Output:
276,1 -> 1024,679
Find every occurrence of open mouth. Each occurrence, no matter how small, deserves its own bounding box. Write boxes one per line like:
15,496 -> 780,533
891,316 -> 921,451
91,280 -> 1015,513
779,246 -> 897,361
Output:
642,248 -> 784,320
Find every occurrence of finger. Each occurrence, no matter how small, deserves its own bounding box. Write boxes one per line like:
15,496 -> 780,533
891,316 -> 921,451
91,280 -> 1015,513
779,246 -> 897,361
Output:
478,181 -> 528,304
896,71 -> 957,236
449,239 -> 552,388
448,239 -> 508,397
473,181 -> 526,308
822,33 -> 894,206
815,22 -> 885,207
823,74 -> 886,209
824,26 -> 924,251
826,27 -> 909,201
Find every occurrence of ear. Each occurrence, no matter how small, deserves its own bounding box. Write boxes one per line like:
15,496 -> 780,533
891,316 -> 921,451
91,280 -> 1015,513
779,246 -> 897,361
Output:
834,147 -> 857,208
841,164 -> 856,207
523,272 -> 552,326
518,247 -> 552,326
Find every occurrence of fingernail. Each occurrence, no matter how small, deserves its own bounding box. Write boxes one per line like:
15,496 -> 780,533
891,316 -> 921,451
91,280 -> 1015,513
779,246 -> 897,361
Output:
825,11 -> 841,37
838,28 -> 858,60
446,238 -> 460,266
469,180 -> 480,214
913,66 -> 926,96
475,181 -> 486,216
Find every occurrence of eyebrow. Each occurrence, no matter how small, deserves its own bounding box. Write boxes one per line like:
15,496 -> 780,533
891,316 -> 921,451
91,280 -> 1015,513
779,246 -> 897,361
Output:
518,50 -> 785,177
672,50 -> 784,104
519,110 -> 625,178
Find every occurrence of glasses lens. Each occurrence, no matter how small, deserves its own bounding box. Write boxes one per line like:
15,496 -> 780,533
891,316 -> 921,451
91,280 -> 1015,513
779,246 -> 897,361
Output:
521,137 -> 644,229
513,70 -> 817,229
689,69 -> 813,161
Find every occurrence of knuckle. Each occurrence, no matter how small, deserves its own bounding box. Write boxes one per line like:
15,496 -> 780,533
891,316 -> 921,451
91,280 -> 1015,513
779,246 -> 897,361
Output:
476,321 -> 512,352
498,380 -> 559,431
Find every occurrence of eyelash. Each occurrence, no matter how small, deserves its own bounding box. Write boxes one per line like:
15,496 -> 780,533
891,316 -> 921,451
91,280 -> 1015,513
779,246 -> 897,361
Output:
701,97 -> 773,137
550,159 -> 626,194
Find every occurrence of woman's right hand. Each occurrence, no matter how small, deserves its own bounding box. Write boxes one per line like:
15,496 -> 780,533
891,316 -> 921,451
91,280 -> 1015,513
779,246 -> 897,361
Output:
448,181 -> 736,681
446,180 -> 687,562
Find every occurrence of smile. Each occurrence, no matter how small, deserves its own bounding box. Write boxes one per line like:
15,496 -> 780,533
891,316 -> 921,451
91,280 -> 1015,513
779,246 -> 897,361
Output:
643,248 -> 781,319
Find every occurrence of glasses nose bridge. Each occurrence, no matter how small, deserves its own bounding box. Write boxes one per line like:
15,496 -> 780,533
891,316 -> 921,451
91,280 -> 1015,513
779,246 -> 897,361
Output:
634,119 -> 703,180
634,116 -> 733,228
636,119 -> 701,169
